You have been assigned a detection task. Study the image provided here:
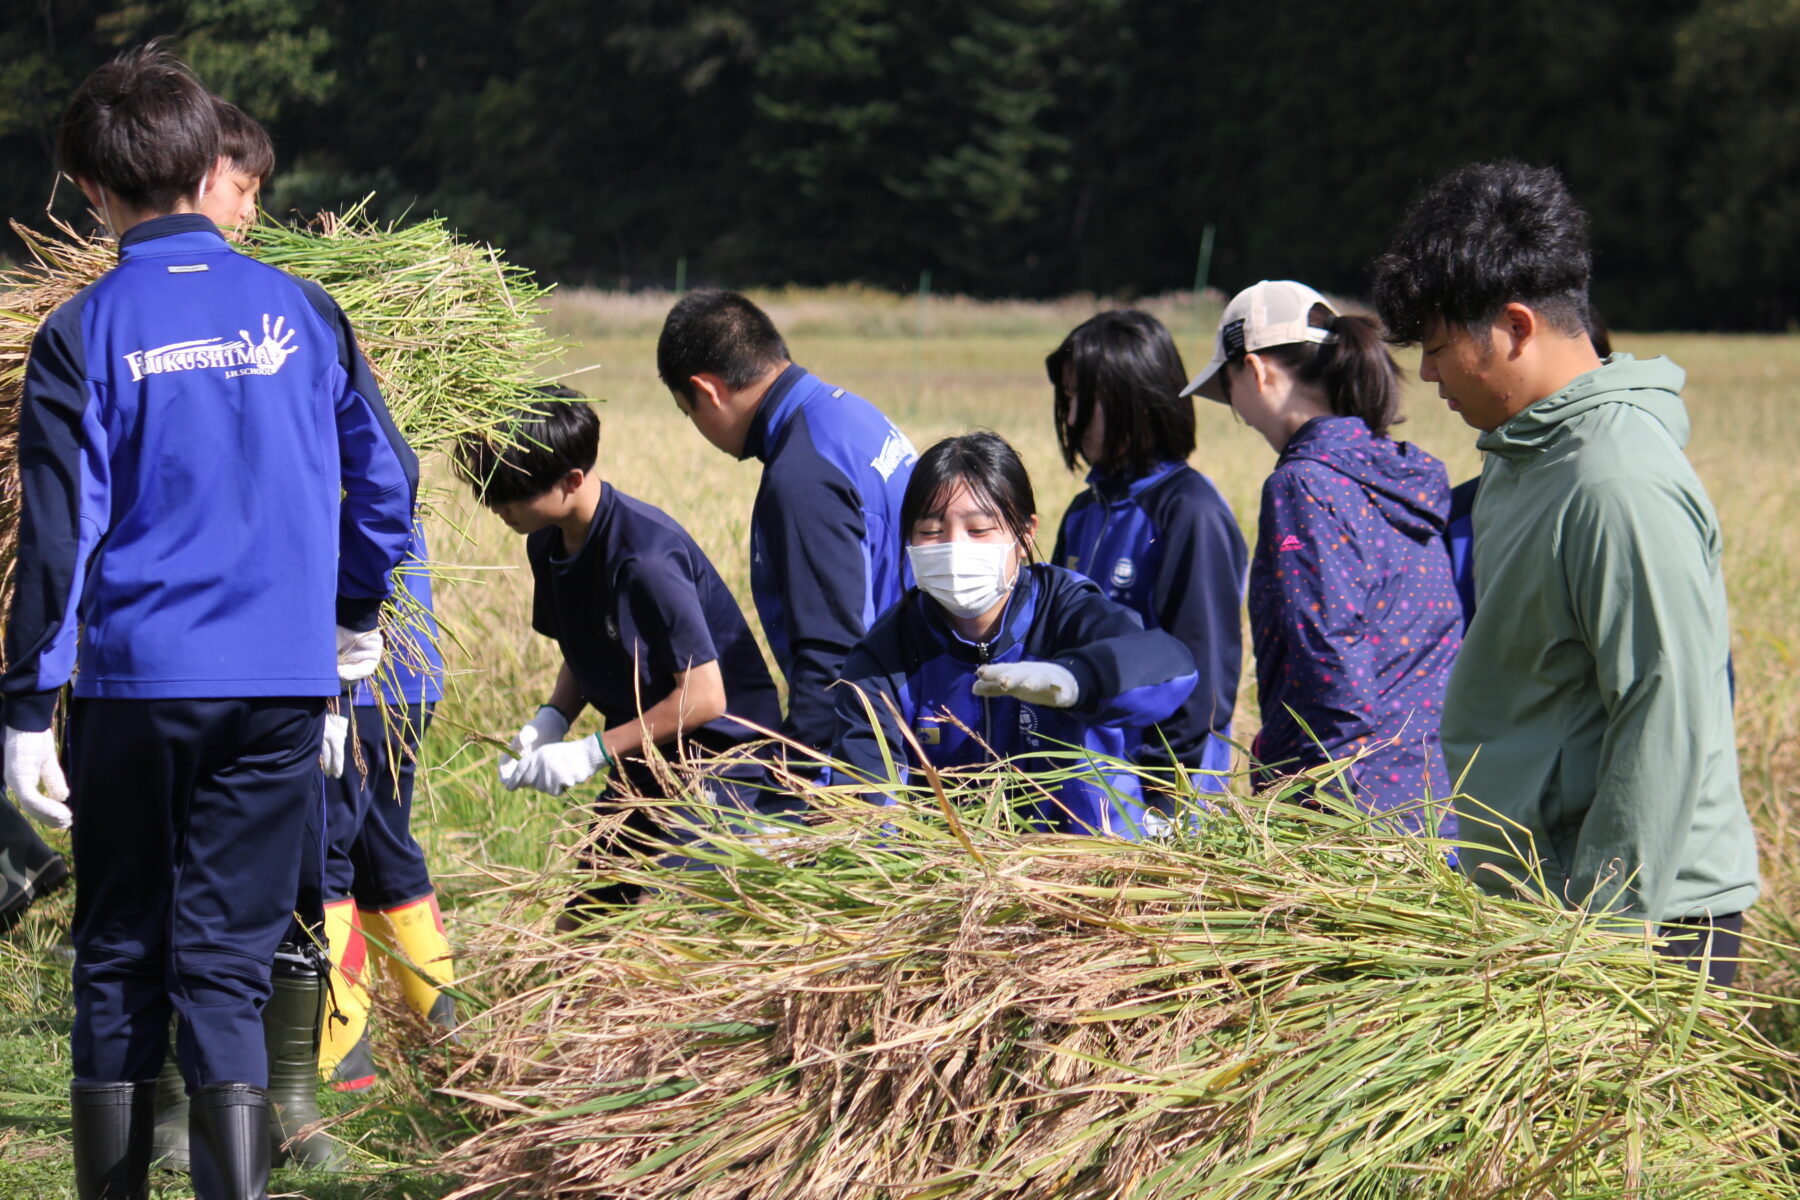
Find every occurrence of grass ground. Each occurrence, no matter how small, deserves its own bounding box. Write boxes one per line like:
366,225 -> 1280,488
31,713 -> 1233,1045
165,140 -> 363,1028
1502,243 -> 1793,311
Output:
3,289 -> 1798,1196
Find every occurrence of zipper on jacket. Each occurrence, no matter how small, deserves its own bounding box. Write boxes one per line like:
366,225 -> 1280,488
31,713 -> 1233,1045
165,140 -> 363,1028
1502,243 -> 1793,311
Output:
1085,484 -> 1114,573
977,639 -> 993,742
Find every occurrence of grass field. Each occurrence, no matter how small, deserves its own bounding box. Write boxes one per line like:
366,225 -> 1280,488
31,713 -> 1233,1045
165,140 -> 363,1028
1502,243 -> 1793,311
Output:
3,288 -> 1799,1196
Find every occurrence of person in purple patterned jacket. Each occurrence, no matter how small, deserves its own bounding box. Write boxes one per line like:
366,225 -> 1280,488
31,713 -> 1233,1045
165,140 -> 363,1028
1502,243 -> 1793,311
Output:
1184,281 -> 1461,838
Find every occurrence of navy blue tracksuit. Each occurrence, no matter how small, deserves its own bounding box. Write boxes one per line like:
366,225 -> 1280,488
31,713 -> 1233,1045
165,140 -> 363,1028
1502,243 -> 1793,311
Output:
0,214 -> 417,1087
743,365 -> 916,755
322,526 -> 444,910
1054,461 -> 1247,793
832,564 -> 1198,836
530,485 -> 782,870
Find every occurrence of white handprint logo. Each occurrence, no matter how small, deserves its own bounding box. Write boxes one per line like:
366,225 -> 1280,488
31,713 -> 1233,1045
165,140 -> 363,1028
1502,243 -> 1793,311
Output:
238,314 -> 299,375
122,312 -> 304,381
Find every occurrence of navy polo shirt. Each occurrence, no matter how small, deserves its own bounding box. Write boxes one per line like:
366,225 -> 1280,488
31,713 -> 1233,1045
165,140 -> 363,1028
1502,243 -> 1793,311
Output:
529,485 -> 781,757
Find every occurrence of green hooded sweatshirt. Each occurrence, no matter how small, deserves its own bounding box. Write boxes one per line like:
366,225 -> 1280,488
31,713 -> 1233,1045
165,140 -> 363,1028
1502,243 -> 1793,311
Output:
1444,354 -> 1760,924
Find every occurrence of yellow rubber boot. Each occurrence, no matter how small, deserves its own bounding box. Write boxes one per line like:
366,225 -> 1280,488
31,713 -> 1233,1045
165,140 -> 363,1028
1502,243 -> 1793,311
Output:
316,899 -> 374,1088
370,893 -> 458,1031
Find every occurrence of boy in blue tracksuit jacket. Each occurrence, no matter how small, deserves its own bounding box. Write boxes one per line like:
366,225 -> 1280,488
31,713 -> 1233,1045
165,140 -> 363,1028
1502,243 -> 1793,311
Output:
0,47 -> 416,1199
659,292 -> 915,768
1047,312 -> 1247,796
832,433 -> 1197,836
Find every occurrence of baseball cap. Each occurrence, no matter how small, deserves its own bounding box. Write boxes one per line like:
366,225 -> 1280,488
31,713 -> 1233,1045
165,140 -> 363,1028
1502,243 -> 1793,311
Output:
1181,280 -> 1340,403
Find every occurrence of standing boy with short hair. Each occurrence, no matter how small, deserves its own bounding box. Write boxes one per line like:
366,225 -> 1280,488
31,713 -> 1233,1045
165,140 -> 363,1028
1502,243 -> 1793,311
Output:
658,291 -> 915,774
464,395 -> 782,921
2,45 -> 417,1199
203,97 -> 275,237
1371,162 -> 1758,983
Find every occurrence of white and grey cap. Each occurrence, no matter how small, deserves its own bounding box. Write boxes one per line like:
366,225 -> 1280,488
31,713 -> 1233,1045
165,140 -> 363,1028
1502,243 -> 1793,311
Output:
1182,279 -> 1340,403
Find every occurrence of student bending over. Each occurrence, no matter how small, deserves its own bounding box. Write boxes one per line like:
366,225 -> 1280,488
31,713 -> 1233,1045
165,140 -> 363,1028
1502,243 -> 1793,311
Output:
463,395 -> 782,923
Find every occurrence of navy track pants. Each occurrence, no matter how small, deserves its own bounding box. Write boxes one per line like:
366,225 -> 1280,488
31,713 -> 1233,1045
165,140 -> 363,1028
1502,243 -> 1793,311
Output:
68,696 -> 326,1088
321,702 -> 436,910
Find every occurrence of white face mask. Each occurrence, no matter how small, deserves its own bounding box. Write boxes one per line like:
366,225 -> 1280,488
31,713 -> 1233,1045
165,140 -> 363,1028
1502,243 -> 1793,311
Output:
908,540 -> 1019,620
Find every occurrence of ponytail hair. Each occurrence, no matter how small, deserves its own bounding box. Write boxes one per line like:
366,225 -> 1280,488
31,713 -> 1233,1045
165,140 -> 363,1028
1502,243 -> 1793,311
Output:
1262,304 -> 1403,438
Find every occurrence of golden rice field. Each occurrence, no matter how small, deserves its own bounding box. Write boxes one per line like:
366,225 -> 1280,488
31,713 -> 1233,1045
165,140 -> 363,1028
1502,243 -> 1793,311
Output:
4,288 -> 1800,1197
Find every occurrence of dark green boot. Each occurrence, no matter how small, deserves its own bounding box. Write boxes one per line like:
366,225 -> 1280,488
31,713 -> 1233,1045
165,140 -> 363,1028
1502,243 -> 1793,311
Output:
71,1080 -> 153,1199
188,1083 -> 270,1200
263,942 -> 343,1170
149,1025 -> 189,1170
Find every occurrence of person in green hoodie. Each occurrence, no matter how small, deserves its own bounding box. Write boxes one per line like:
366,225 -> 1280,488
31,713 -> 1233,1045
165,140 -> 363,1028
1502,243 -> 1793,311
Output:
1370,162 -> 1759,985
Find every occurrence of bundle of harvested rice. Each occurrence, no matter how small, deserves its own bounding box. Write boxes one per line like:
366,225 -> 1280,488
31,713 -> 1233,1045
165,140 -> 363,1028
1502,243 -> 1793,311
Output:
441,772 -> 1800,1200
0,205 -> 561,661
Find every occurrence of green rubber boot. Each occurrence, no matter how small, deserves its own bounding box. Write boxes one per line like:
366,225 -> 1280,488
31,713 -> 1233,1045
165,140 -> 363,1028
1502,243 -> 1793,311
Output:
263,942 -> 343,1170
148,1032 -> 189,1171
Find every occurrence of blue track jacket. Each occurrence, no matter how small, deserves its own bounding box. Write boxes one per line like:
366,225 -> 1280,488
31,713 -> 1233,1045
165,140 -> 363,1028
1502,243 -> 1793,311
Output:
1054,461 -> 1246,784
1,215 -> 417,730
743,365 -> 915,752
1444,477 -> 1479,629
832,563 -> 1198,836
352,522 -> 445,708
1247,417 -> 1460,834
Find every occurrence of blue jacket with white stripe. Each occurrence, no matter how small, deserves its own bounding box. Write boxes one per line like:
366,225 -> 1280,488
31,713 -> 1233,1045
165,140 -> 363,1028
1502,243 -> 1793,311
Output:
831,563 -> 1198,836
1,214 -> 417,730
744,364 -> 915,752
1053,461 -> 1246,779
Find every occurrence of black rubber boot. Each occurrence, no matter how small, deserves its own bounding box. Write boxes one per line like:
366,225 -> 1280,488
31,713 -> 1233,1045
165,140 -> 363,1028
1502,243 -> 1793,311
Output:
188,1083 -> 270,1200
428,991 -> 461,1043
70,1080 -> 153,1200
263,941 -> 343,1169
149,1024 -> 189,1170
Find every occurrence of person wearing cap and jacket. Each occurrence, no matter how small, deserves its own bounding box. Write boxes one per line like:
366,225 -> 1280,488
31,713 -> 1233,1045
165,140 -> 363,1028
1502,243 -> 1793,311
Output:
1191,281 -> 1461,838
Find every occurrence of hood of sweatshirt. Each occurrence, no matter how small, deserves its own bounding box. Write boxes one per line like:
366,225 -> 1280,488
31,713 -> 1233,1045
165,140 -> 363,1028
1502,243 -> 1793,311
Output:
1280,415 -> 1450,540
1477,354 -> 1690,463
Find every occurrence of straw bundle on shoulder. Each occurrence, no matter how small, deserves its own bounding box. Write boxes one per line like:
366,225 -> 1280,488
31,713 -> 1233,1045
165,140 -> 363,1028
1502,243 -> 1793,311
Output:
442,774 -> 1800,1200
0,205 -> 560,663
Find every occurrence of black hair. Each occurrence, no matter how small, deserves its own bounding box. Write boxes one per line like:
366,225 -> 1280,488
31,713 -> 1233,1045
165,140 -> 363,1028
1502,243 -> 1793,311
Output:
1585,303 -> 1612,358
656,290 -> 791,404
1046,310 -> 1195,477
900,432 -> 1037,554
1370,161 -> 1592,346
1221,305 -> 1405,440
58,43 -> 219,213
459,385 -> 598,505
214,97 -> 274,186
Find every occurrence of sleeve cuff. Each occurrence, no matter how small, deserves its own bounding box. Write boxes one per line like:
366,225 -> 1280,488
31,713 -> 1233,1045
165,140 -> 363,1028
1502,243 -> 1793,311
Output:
5,691 -> 59,733
336,595 -> 385,632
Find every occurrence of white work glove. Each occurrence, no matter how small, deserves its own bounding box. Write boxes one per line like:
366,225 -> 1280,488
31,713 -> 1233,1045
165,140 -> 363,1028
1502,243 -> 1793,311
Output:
972,661 -> 1080,708
321,712 -> 351,779
499,734 -> 608,796
4,726 -> 72,830
335,626 -> 384,683
510,705 -> 571,756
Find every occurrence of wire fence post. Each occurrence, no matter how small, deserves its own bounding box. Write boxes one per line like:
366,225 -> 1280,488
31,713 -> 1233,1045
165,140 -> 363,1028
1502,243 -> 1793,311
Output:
916,267 -> 932,404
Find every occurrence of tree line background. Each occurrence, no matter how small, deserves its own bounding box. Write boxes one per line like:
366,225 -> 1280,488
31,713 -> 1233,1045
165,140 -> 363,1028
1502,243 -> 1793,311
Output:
3,0 -> 1798,330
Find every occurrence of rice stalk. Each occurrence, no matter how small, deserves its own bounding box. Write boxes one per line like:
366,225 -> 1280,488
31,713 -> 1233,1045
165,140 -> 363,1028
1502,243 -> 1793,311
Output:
437,760 -> 1800,1199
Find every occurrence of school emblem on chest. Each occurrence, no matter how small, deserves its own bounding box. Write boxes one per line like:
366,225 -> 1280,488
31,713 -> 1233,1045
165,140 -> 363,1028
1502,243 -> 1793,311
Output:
1110,557 -> 1135,590
1018,704 -> 1041,746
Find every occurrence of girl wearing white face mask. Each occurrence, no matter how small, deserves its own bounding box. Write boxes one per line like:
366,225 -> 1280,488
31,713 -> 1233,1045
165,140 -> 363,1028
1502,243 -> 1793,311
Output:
831,432 -> 1200,837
